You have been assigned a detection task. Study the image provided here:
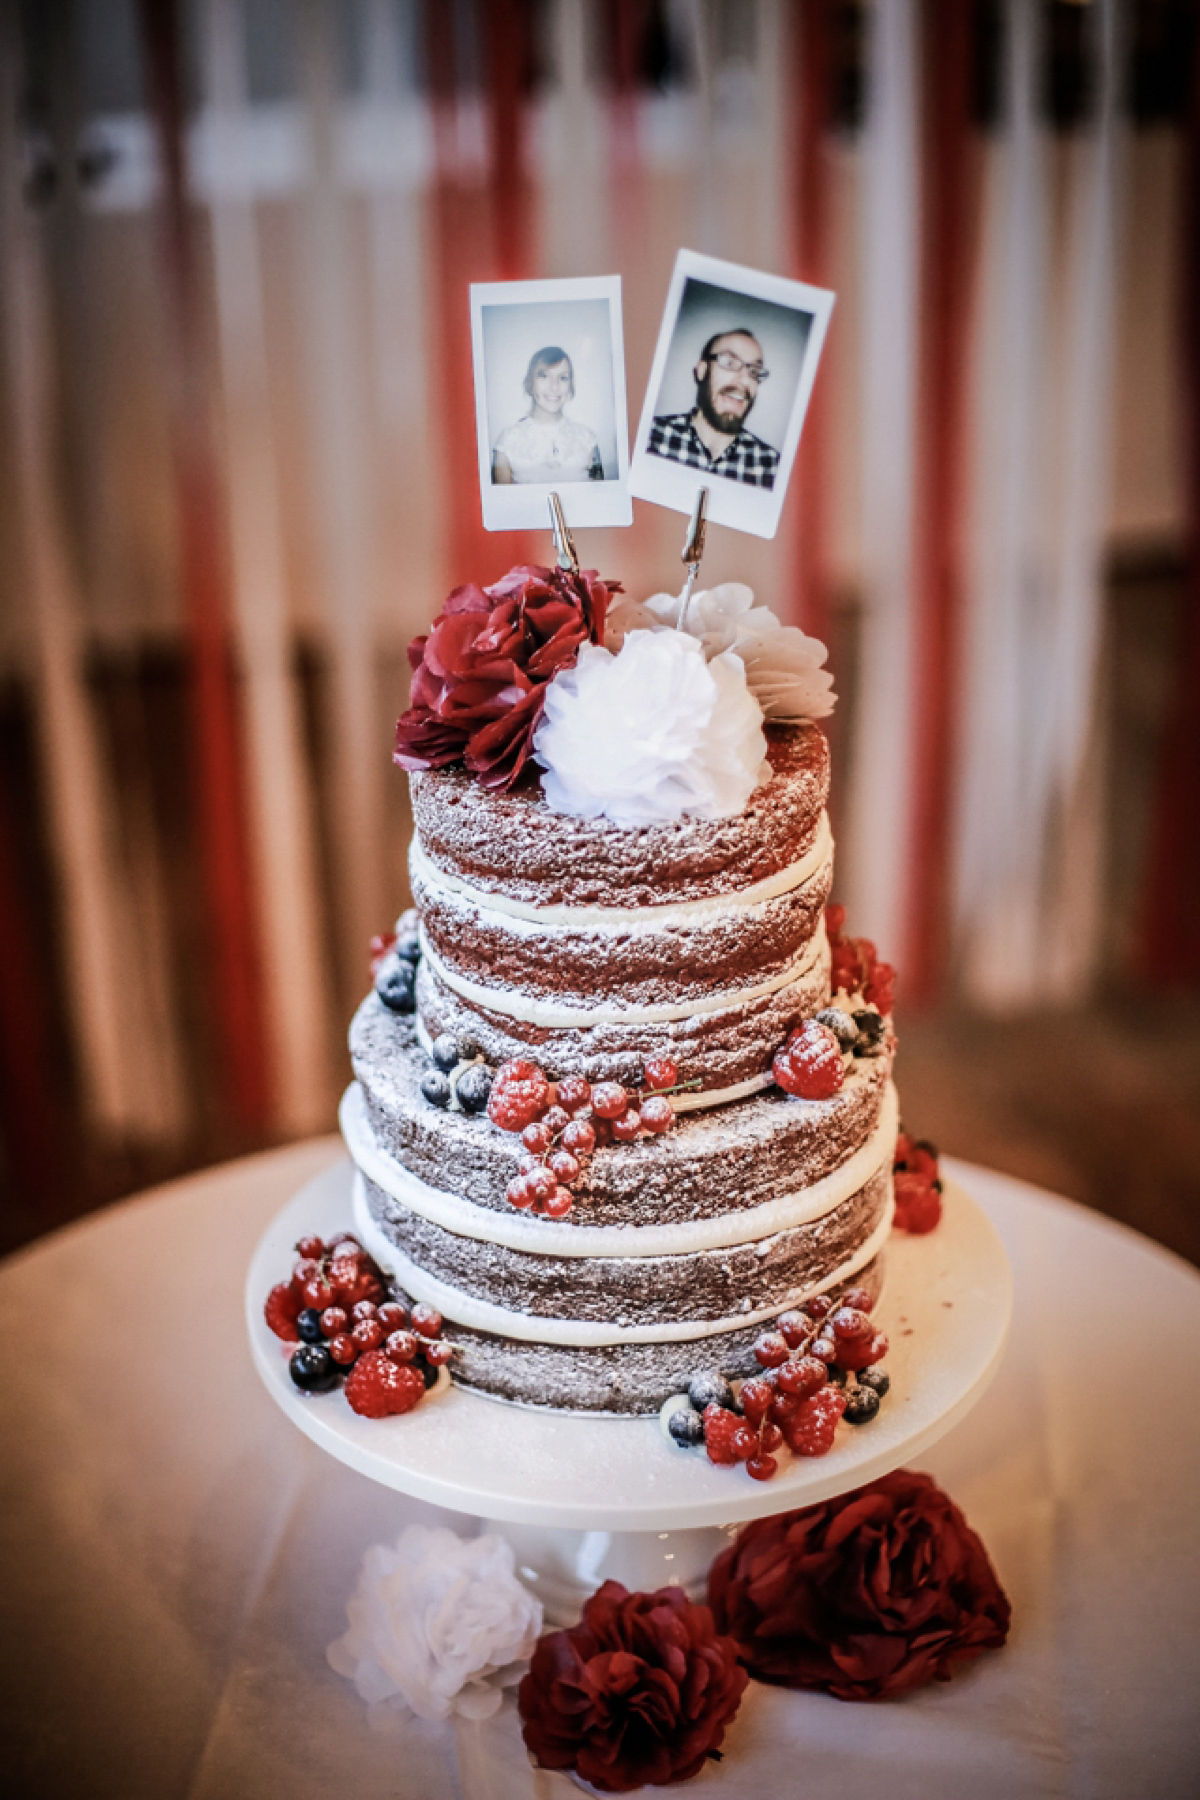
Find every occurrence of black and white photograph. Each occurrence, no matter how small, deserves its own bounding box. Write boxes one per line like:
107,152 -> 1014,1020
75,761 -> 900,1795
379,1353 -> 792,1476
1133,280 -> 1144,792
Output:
470,275 -> 632,531
629,250 -> 835,538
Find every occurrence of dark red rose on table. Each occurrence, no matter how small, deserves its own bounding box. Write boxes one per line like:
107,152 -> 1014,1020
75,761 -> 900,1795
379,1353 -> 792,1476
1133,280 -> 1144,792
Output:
709,1470 -> 1010,1701
518,1579 -> 748,1793
394,563 -> 618,791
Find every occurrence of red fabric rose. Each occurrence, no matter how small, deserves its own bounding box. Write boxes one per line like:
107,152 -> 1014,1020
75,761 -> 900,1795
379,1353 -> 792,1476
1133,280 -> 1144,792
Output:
709,1471 -> 1010,1701
393,564 -> 617,791
518,1580 -> 748,1793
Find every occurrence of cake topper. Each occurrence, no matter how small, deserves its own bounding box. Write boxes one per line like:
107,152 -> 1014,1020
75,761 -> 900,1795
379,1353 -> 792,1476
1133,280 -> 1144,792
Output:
629,249 -> 835,541
676,486 -> 709,627
548,491 -> 580,575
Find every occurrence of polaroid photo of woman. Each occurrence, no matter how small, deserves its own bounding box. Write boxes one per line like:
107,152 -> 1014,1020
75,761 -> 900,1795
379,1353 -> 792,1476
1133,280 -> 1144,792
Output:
470,275 -> 633,531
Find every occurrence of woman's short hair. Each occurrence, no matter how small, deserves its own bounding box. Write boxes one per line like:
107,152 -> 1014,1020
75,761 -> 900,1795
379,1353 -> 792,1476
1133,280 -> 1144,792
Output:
524,345 -> 574,400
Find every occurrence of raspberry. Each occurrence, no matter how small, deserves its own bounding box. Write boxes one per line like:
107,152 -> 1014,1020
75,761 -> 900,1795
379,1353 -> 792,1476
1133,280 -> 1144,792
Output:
344,1350 -> 425,1418
769,1391 -> 801,1425
643,1057 -> 679,1091
561,1119 -> 596,1156
640,1095 -> 673,1134
610,1108 -> 641,1141
591,1082 -> 628,1120
411,1303 -> 443,1337
264,1282 -> 302,1341
522,1122 -> 552,1154
488,1059 -> 551,1132
702,1404 -> 742,1466
893,1170 -> 942,1233
773,1020 -> 845,1100
825,903 -> 846,937
556,1076 -> 592,1114
865,961 -> 896,1013
549,1149 -> 580,1183
295,1235 -> 325,1260
783,1385 -> 846,1457
368,931 -> 397,976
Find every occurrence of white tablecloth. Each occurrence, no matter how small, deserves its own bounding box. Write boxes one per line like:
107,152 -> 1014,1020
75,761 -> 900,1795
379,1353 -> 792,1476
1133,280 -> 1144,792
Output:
1,1141 -> 1197,1799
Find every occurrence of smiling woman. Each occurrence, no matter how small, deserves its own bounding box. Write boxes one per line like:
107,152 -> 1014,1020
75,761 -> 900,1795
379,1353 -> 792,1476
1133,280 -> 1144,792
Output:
491,346 -> 604,485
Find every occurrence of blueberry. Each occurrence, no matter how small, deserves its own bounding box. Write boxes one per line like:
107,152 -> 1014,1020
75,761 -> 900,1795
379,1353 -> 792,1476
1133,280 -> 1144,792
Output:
858,1366 -> 890,1398
686,1371 -> 734,1413
843,1385 -> 881,1425
377,961 -> 416,1013
431,1032 -> 460,1072
420,1069 -> 452,1108
456,1064 -> 493,1115
816,1006 -> 858,1050
289,1344 -> 338,1393
395,934 -> 421,964
295,1307 -> 325,1344
826,1362 -> 848,1387
851,1010 -> 884,1055
415,1354 -> 440,1391
668,1408 -> 704,1447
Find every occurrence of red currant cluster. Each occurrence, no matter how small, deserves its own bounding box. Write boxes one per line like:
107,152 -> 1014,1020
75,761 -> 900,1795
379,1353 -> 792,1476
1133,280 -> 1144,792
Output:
490,1057 -> 688,1217
893,1132 -> 943,1233
773,1017 -> 846,1099
264,1234 -> 453,1417
667,1288 -> 890,1482
827,904 -> 896,1013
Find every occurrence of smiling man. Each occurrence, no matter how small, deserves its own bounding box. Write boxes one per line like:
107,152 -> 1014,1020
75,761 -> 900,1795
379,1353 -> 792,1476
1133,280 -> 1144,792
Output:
648,328 -> 779,489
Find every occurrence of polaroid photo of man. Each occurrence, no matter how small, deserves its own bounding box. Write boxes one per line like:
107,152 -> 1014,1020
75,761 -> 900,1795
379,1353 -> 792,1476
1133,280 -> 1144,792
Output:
470,275 -> 633,532
629,250 -> 835,539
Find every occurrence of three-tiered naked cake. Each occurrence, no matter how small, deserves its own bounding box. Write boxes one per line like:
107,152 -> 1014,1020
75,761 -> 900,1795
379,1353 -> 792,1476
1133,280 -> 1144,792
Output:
341,567 -> 897,1413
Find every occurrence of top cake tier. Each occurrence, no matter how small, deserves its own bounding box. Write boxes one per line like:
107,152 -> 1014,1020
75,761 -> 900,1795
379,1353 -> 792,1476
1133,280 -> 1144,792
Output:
409,723 -> 834,1097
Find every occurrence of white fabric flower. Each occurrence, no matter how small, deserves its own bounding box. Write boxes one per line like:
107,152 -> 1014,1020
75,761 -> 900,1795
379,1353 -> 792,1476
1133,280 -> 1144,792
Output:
327,1526 -> 543,1724
606,581 -> 836,721
534,630 -> 769,829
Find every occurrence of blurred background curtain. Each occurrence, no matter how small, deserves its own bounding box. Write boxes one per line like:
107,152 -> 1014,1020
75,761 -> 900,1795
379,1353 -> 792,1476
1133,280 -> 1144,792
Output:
0,0 -> 1196,1240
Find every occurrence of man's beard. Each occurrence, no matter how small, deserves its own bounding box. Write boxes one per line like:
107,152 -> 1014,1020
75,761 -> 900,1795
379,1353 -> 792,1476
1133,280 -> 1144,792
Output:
695,369 -> 754,435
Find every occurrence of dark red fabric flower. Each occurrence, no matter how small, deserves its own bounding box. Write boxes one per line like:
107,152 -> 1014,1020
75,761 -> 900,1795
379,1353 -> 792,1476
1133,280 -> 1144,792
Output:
709,1471 -> 1010,1701
518,1580 -> 748,1793
393,564 -> 617,791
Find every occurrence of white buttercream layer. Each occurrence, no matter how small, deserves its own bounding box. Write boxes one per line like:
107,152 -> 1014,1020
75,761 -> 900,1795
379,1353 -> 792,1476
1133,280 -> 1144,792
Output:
410,809 -> 834,932
419,919 -> 829,1030
351,1171 -> 893,1348
341,1078 -> 897,1260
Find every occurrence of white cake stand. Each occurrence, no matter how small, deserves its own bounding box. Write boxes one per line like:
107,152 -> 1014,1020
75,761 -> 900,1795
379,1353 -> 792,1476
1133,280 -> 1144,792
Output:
246,1160 -> 1011,1622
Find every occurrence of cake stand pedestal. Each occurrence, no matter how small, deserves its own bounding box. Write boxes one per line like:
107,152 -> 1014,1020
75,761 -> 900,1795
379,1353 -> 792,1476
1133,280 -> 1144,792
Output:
246,1161 -> 1012,1623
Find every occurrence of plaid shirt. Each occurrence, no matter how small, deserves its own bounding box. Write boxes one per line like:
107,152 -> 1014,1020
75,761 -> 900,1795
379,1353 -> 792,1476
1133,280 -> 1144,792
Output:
647,412 -> 779,490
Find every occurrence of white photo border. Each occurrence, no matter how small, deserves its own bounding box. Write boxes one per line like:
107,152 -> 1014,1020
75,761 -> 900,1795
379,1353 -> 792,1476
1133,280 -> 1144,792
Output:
470,274 -> 633,532
628,250 -> 836,540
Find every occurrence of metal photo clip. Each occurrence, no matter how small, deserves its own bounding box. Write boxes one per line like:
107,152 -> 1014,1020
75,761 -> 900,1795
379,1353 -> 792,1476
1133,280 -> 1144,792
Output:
676,486 -> 709,627
548,492 -> 581,575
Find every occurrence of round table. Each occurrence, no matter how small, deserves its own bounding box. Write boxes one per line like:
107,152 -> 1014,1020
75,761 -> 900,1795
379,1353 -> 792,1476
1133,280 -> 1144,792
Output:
2,1141 -> 1197,1799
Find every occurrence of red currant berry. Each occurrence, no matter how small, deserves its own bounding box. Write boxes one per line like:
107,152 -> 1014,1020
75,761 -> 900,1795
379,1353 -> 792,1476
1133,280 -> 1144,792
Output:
759,1422 -> 784,1453
561,1119 -> 596,1156
521,1122 -> 552,1154
385,1329 -> 418,1363
548,1149 -> 580,1183
320,1306 -> 349,1337
352,1318 -> 384,1352
302,1277 -> 334,1310
643,1056 -> 679,1091
329,1234 -> 361,1255
527,1166 -> 557,1203
591,1082 -> 628,1120
329,1333 -> 358,1365
811,1336 -> 837,1363
837,1330 -> 890,1372
754,1331 -> 790,1368
506,1175 -> 535,1209
543,1188 -> 573,1218
424,1338 -> 454,1366
639,1095 -> 674,1134
295,1235 -> 325,1260
292,1257 -> 321,1289
746,1454 -> 778,1482
806,1295 -> 833,1320
739,1379 -> 774,1422
541,1105 -> 570,1136
410,1303 -> 443,1338
776,1310 -> 808,1348
590,1117 -> 614,1147
376,1302 -> 407,1332
730,1425 -> 758,1461
610,1109 -> 642,1141
831,1307 -> 873,1342
556,1076 -> 592,1114
841,1286 -> 875,1314
350,1299 -> 378,1323
517,1152 -> 541,1175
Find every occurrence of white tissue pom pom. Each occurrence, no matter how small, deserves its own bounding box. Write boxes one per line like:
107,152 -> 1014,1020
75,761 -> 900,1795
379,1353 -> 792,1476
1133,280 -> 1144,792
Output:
534,631 -> 768,829
326,1525 -> 543,1724
620,581 -> 836,722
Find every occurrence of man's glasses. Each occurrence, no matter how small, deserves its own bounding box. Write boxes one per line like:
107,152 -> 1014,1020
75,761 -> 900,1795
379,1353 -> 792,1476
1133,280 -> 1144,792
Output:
708,350 -> 769,381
